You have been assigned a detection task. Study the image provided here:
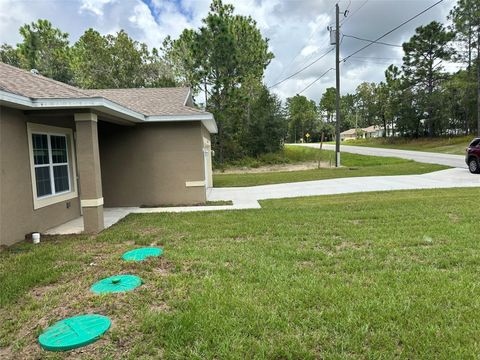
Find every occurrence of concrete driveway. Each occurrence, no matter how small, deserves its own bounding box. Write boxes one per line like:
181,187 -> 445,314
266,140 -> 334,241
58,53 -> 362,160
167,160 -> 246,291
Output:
291,143 -> 467,169
208,168 -> 480,207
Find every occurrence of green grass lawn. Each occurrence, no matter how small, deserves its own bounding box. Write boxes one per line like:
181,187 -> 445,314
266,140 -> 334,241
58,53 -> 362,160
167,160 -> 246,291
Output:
1,187 -> 480,358
214,146 -> 448,187
334,135 -> 473,155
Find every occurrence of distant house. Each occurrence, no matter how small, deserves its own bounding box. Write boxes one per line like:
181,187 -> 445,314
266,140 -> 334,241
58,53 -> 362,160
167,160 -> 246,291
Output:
341,125 -> 384,141
0,62 -> 217,246
340,128 -> 357,141
363,125 -> 384,138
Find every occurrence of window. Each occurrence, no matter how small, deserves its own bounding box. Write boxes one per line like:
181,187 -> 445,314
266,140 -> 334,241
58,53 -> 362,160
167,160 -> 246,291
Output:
32,133 -> 71,197
27,123 -> 78,209
470,139 -> 480,147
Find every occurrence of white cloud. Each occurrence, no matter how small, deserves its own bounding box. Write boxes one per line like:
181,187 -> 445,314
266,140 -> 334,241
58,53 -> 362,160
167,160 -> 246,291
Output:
128,2 -> 164,46
79,0 -> 116,16
301,45 -> 320,57
0,0 -> 39,45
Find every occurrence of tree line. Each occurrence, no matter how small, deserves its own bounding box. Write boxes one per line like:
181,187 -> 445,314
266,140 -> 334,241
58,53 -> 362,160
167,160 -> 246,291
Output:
1,0 -> 478,162
288,0 -> 479,142
0,20 -> 176,89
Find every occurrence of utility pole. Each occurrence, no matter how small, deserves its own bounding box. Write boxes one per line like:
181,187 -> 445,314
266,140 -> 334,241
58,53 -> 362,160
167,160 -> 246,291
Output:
335,3 -> 341,167
477,30 -> 480,137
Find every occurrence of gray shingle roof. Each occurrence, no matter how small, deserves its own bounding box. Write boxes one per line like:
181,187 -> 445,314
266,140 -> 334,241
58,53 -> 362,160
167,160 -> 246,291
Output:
0,62 -> 90,99
85,88 -> 205,116
341,128 -> 357,135
0,62 -> 206,117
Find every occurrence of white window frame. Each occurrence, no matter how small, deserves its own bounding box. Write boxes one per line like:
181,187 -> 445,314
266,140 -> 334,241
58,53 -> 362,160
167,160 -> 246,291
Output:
27,123 -> 78,209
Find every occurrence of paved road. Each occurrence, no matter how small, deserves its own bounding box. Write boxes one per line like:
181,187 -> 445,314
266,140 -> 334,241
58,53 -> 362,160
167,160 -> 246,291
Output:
208,168 -> 480,206
290,143 -> 467,169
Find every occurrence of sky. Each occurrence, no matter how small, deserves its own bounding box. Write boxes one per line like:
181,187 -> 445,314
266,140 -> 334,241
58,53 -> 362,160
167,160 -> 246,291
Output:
0,0 -> 460,103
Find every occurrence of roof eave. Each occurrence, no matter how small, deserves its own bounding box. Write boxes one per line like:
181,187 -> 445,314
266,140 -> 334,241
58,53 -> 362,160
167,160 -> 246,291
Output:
0,90 -> 145,122
146,113 -> 218,134
0,89 -> 218,133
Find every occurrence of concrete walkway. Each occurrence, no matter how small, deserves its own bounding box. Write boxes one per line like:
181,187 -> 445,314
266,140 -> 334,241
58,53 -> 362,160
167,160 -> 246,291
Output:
292,143 -> 467,169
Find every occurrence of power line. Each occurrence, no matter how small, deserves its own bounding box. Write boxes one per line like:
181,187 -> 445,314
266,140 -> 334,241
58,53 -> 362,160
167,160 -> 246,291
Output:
341,0 -> 444,63
268,47 -> 334,89
341,0 -> 368,26
349,58 -> 399,65
343,0 -> 352,14
271,14 -> 332,85
343,34 -> 402,48
353,56 -> 401,60
299,68 -> 334,95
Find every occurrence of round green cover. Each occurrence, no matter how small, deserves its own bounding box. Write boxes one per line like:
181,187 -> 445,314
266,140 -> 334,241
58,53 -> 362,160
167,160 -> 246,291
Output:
90,274 -> 142,294
38,314 -> 111,351
122,247 -> 163,261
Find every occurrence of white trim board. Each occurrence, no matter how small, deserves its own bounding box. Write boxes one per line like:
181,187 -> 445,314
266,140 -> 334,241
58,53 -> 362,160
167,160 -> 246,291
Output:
185,181 -> 206,187
81,197 -> 104,207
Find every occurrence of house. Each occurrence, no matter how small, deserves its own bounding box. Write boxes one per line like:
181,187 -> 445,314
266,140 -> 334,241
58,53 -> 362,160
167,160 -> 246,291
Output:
363,125 -> 384,138
340,128 -> 358,141
341,125 -> 385,141
0,62 -> 217,246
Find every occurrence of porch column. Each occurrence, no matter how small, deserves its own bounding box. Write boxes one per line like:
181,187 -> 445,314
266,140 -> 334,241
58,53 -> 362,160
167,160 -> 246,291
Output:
74,113 -> 104,233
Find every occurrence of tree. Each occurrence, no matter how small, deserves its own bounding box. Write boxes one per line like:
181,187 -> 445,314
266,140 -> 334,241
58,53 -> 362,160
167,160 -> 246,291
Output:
384,65 -> 403,136
163,30 -> 203,92
106,30 -> 146,88
319,87 -> 336,123
242,86 -> 287,155
443,68 -> 477,134
142,48 -> 177,88
70,29 -> 111,88
402,21 -> 454,136
0,44 -> 20,67
71,29 -> 175,89
164,0 -> 274,162
375,82 -> 389,137
17,19 -> 72,83
286,95 -> 319,142
340,93 -> 356,132
449,0 -> 480,135
355,82 -> 378,127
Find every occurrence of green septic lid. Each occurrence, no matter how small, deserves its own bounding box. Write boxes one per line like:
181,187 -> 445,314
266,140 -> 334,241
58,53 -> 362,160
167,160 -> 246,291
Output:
122,247 -> 163,261
38,314 -> 111,351
90,274 -> 142,294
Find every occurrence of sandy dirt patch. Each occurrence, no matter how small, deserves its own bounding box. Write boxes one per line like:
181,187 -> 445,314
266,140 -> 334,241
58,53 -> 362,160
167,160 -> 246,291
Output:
215,161 -> 333,174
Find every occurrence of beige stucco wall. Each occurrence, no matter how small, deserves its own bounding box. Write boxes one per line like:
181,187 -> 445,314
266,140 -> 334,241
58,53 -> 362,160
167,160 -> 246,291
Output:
0,106 -> 81,246
99,121 -> 207,207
